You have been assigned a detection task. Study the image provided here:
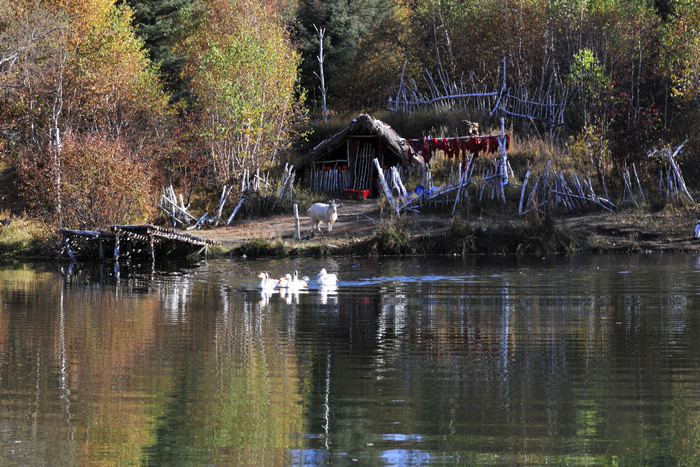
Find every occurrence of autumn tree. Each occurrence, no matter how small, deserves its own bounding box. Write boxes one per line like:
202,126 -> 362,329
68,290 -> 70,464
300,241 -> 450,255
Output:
659,0 -> 700,128
17,132 -> 154,227
181,0 -> 302,185
0,0 -> 170,226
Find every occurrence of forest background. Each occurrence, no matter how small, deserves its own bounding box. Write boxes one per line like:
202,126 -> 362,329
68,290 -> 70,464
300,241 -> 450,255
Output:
0,0 -> 699,244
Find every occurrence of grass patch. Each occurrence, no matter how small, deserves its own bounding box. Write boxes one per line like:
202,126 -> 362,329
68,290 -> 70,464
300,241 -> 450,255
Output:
370,218 -> 414,255
231,237 -> 290,259
204,244 -> 234,258
0,217 -> 55,260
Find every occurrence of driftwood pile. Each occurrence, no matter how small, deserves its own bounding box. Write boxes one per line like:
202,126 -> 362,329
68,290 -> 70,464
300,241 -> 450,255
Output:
516,143 -> 692,215
374,154 -> 514,216
390,57 -> 568,138
650,142 -> 693,204
158,164 -> 296,229
376,143 -> 694,218
518,162 -> 617,215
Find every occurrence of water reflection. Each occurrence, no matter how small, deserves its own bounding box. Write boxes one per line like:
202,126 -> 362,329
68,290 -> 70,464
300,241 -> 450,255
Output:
0,255 -> 698,464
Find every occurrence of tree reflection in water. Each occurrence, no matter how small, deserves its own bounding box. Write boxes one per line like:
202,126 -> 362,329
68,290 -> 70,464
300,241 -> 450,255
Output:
0,255 -> 697,464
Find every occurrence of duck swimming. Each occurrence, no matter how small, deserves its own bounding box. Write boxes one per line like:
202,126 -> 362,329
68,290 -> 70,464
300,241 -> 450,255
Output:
316,268 -> 338,287
278,273 -> 292,288
288,270 -> 308,289
257,272 -> 277,290
278,271 -> 308,289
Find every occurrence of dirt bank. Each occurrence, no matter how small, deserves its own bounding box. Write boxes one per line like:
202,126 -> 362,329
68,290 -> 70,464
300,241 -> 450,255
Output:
197,200 -> 700,255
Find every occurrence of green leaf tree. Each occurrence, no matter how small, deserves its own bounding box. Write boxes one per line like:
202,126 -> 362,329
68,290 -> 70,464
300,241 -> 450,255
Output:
125,0 -> 194,104
182,0 -> 303,184
294,0 -> 401,112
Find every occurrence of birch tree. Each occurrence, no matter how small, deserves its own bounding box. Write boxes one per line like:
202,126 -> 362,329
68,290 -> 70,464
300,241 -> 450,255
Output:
182,0 -> 302,185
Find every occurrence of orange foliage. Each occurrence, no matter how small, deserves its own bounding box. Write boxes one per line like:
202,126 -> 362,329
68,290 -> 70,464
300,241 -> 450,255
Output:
17,132 -> 154,228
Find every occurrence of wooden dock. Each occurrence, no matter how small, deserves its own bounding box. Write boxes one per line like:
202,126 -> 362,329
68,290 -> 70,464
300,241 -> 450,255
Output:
58,224 -> 216,262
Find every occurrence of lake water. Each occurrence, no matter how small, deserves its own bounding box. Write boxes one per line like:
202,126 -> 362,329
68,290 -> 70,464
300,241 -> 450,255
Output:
0,254 -> 698,465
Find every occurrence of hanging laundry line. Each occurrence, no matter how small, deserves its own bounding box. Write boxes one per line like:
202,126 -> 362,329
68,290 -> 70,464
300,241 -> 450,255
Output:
406,134 -> 508,142
404,133 -> 511,173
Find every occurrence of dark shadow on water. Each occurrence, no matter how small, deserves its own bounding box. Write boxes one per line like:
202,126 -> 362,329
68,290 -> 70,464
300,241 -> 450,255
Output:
58,257 -> 204,290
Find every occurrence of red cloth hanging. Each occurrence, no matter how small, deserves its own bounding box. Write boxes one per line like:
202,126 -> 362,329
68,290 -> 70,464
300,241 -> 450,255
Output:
488,136 -> 498,153
465,137 -> 479,157
452,139 -> 461,159
506,134 -> 511,150
351,140 -> 359,157
422,137 -> 431,165
460,138 -> 470,156
378,138 -> 386,155
478,137 -> 488,153
453,140 -> 459,159
407,147 -> 413,165
443,139 -> 454,159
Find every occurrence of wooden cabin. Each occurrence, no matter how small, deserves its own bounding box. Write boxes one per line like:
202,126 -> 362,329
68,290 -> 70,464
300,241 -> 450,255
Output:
294,114 -> 418,199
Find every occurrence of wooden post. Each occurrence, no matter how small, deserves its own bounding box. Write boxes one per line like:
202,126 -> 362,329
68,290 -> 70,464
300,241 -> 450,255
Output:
498,116 -> 508,203
60,234 -> 76,261
294,204 -> 301,240
666,144 -> 693,202
98,238 -> 104,260
632,163 -> 645,203
518,170 -> 530,215
114,233 -> 120,261
149,233 -> 155,263
226,197 -> 245,225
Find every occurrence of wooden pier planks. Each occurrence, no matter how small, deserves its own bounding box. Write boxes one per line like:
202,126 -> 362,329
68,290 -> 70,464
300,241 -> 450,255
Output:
59,224 -> 215,262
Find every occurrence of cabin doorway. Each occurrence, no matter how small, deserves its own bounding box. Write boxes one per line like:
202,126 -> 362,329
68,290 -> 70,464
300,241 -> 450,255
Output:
350,137 -> 376,197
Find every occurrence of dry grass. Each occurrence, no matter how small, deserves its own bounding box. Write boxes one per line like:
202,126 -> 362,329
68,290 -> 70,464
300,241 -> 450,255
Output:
0,214 -> 55,259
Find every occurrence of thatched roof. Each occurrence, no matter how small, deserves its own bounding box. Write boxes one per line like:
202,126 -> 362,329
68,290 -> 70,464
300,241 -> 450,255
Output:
293,114 -> 416,171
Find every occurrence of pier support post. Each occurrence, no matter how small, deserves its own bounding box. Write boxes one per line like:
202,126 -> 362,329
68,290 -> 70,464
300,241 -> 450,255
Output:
114,234 -> 120,261
149,234 -> 155,263
60,234 -> 76,262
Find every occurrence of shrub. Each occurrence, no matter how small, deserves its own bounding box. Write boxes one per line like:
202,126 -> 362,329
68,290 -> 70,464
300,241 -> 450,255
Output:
374,218 -> 413,255
16,132 -> 154,229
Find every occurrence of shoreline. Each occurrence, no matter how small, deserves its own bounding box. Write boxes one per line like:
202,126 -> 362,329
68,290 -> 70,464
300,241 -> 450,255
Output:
200,201 -> 700,258
2,201 -> 700,262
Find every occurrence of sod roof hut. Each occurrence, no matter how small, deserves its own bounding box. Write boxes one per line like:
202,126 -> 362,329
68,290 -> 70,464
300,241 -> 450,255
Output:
294,114 -> 418,199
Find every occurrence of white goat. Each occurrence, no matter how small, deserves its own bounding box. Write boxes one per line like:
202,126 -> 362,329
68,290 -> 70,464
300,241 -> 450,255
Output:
308,202 -> 339,234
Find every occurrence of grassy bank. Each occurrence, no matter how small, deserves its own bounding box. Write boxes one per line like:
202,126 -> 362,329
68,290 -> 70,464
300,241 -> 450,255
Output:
0,217 -> 56,261
3,203 -> 700,263
216,219 -> 577,259
213,203 -> 700,260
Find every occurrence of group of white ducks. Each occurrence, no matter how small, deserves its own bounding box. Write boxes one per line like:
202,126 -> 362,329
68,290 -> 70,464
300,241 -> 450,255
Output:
257,268 -> 337,291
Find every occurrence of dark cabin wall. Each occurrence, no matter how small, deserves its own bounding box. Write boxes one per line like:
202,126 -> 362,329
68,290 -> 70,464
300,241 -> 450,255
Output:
304,135 -> 405,199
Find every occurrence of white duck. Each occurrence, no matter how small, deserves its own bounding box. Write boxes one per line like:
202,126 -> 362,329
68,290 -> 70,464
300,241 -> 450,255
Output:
289,270 -> 309,289
316,268 -> 338,287
257,272 -> 277,290
278,273 -> 292,288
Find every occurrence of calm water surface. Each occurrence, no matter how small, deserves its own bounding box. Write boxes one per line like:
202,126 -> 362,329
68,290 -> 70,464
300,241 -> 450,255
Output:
0,254 -> 698,465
